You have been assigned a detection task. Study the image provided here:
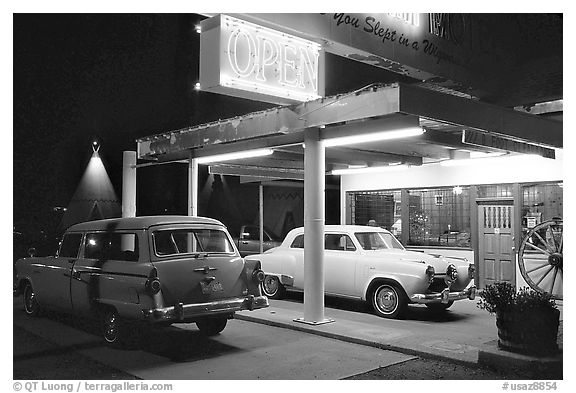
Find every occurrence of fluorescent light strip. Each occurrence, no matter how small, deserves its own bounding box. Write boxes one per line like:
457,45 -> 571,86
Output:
440,154 -> 543,167
323,127 -> 425,148
197,148 -> 273,164
331,165 -> 408,175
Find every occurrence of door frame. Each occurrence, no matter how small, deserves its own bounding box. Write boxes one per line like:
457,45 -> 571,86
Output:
475,196 -> 518,289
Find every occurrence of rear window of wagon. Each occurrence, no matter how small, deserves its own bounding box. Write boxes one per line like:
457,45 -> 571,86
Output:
152,228 -> 234,256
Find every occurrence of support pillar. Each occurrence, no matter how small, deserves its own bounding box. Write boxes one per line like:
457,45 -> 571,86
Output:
122,151 -> 137,218
188,152 -> 199,216
295,128 -> 333,325
259,183 -> 264,254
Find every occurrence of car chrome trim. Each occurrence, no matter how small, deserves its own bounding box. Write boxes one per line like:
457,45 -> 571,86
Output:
144,295 -> 269,322
410,286 -> 476,304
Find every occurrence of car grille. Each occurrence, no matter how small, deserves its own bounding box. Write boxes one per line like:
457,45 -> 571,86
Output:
428,276 -> 449,293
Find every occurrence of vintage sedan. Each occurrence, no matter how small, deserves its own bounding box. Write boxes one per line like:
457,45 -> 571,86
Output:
14,216 -> 268,343
247,225 -> 476,319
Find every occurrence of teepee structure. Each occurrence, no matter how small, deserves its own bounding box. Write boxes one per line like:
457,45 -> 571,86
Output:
59,146 -> 121,231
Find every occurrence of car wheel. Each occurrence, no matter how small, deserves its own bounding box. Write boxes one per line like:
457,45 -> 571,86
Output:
261,275 -> 285,299
426,300 -> 454,311
196,317 -> 227,336
23,282 -> 41,317
371,283 -> 407,319
102,309 -> 123,344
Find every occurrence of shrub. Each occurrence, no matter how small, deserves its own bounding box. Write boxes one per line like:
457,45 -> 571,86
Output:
477,282 -> 556,315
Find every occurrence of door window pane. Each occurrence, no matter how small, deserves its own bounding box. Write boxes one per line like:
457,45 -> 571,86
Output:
59,233 -> 83,258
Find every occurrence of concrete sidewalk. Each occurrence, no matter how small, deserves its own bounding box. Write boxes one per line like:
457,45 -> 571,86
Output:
235,297 -> 563,372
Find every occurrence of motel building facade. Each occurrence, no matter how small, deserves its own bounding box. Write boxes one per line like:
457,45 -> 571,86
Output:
124,14 -> 562,324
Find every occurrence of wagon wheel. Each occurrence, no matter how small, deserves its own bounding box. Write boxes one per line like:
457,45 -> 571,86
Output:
518,219 -> 563,299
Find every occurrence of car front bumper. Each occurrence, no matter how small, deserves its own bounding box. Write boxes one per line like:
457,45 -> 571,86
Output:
144,295 -> 269,323
410,286 -> 476,304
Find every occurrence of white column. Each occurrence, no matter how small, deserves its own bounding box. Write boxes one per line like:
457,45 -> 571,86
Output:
188,152 -> 199,216
122,151 -> 137,218
295,128 -> 333,325
259,183 -> 264,254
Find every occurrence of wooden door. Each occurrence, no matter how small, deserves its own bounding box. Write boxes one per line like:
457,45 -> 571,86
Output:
477,201 -> 515,288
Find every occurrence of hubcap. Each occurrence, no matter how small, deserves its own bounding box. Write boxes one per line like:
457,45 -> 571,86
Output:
104,313 -> 118,343
264,277 -> 278,295
25,286 -> 36,313
376,287 -> 397,313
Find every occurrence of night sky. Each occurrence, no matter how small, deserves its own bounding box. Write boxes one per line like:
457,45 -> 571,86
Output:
13,14 -> 273,239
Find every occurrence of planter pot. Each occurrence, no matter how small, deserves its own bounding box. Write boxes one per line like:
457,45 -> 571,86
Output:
496,308 -> 560,356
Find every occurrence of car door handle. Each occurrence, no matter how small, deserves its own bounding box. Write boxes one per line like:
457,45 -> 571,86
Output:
71,270 -> 82,280
241,241 -> 249,244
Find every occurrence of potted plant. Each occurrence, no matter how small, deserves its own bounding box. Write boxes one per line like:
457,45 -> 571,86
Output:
477,282 -> 560,356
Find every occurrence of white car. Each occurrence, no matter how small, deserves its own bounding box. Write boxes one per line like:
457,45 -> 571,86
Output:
247,225 -> 476,319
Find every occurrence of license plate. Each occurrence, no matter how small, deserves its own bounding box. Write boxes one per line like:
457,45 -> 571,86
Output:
441,289 -> 450,303
200,281 -> 224,294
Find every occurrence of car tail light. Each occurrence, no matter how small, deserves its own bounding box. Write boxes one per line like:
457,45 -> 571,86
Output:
425,265 -> 435,283
146,267 -> 162,294
468,263 -> 475,279
252,269 -> 266,283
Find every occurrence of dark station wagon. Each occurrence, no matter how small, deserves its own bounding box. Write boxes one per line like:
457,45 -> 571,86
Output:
14,216 -> 269,343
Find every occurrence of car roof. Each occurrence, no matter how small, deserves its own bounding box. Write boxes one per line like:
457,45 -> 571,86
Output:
67,216 -> 225,232
288,225 -> 391,235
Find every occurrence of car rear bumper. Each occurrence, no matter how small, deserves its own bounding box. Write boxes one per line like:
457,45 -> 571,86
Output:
144,295 -> 269,322
410,286 -> 476,304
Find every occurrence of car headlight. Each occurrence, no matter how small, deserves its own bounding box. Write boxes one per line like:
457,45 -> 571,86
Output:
425,265 -> 435,284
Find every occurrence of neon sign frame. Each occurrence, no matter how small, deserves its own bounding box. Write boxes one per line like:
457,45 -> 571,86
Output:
200,14 -> 322,104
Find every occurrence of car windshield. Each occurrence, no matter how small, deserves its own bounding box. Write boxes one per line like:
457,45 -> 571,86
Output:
153,228 -> 234,256
354,231 -> 405,251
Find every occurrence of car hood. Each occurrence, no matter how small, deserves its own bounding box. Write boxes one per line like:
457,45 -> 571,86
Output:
365,249 -> 466,270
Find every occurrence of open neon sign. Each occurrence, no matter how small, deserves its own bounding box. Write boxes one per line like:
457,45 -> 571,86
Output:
200,15 -> 322,104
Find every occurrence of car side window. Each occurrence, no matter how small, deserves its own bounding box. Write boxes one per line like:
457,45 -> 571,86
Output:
290,234 -> 304,248
242,226 -> 259,241
325,234 -> 356,251
84,233 -> 139,262
58,233 -> 83,258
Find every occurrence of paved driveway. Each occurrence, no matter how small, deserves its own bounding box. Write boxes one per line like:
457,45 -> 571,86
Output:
12,297 -> 413,380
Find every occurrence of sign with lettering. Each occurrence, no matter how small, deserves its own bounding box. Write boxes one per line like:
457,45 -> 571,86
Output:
233,13 -> 518,100
200,14 -> 322,104
463,130 -> 556,159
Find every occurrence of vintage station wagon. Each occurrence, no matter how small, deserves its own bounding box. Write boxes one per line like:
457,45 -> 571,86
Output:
249,225 -> 476,319
14,216 -> 269,343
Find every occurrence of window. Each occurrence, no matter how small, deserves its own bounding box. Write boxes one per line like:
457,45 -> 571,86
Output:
346,190 -> 401,236
242,226 -> 273,241
153,228 -> 234,256
290,234 -> 304,249
325,234 -> 356,251
408,187 -> 471,248
84,233 -> 139,261
58,233 -> 83,258
355,232 -> 390,251
521,182 -> 563,232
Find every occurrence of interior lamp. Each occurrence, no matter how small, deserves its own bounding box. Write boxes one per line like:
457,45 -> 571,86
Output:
440,154 -> 542,167
331,164 -> 408,175
197,148 -> 274,164
322,127 -> 425,147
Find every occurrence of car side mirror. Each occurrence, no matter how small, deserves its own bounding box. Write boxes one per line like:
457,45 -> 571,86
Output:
27,247 -> 36,257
